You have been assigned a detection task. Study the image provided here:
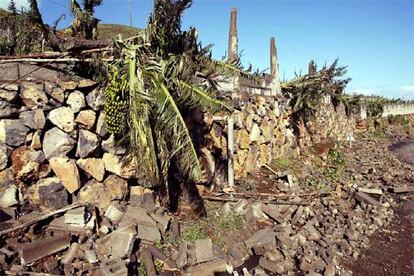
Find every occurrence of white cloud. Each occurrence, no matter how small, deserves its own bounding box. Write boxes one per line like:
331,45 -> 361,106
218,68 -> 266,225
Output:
0,0 -> 30,11
400,85 -> 414,93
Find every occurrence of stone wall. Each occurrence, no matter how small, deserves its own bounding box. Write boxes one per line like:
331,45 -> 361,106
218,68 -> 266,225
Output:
206,93 -> 297,181
382,103 -> 414,117
0,63 -> 143,212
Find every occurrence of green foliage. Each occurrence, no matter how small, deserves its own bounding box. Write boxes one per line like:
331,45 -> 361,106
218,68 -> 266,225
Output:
281,59 -> 351,120
323,148 -> 346,182
182,224 -> 206,241
103,0 -> 241,188
272,156 -> 293,171
303,177 -> 325,190
70,0 -> 102,39
387,114 -> 409,126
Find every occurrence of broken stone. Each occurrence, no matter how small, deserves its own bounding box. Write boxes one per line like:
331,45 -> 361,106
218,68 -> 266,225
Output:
78,79 -> 97,89
259,257 -> 283,274
86,88 -> 104,111
233,199 -> 249,215
358,187 -> 383,195
137,224 -> 161,243
99,224 -> 136,259
11,146 -> 45,180
104,205 -> 124,224
76,158 -> 105,181
77,129 -> 100,158
95,111 -> 108,137
244,228 -> 276,251
324,263 -> 335,276
391,186 -> 414,193
19,109 -> 45,130
67,91 -> 86,113
186,259 -> 232,275
20,84 -> 48,108
43,127 -> 76,159
61,243 -> 80,265
354,192 -> 381,206
195,239 -> 214,263
64,207 -> 86,226
0,119 -> 29,147
75,110 -> 96,130
19,234 -> 71,265
245,201 -> 268,222
0,86 -> 18,102
50,87 -> 65,103
176,241 -> 188,268
48,107 -> 75,133
59,81 -> 77,91
102,134 -> 126,155
0,144 -> 8,170
50,156 -> 81,193
79,177 -> 127,210
130,186 -> 155,209
149,212 -> 171,233
0,99 -> 18,118
119,206 -> 157,228
0,185 -> 19,208
249,123 -> 261,143
30,130 -> 42,150
85,250 -> 99,264
28,177 -> 68,210
103,153 -> 136,179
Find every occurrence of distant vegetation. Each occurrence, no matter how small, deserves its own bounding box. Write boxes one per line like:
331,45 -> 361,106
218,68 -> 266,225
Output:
97,24 -> 140,40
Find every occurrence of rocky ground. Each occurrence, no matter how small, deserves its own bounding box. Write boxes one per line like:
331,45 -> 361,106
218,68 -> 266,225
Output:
0,122 -> 413,275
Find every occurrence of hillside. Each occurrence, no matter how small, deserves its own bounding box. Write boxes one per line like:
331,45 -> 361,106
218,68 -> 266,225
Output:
97,24 -> 140,40
0,8 -> 9,18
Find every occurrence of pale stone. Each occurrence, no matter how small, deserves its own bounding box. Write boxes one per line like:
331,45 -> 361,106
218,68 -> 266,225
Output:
43,128 -> 76,159
0,144 -> 8,170
258,144 -> 271,165
50,157 -> 81,193
77,158 -> 105,181
50,87 -> 65,103
103,153 -> 136,179
67,91 -> 86,113
0,87 -> 18,102
261,119 -> 273,142
0,185 -> 19,208
0,119 -> 29,147
48,107 -> 75,133
77,130 -> 100,158
102,134 -> 126,155
20,83 -> 47,108
78,79 -> 97,89
30,130 -> 42,150
19,109 -> 45,130
237,129 -> 250,149
95,111 -> 107,137
59,81 -> 77,91
75,110 -> 96,129
249,123 -> 261,143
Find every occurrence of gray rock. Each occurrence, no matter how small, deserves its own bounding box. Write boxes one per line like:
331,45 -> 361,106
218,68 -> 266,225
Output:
0,85 -> 18,102
28,177 -> 68,210
137,224 -> 161,243
48,107 -> 75,133
95,111 -> 107,137
245,201 -> 268,222
176,241 -> 188,268
102,134 -> 126,155
244,228 -> 276,251
0,100 -> 18,118
99,224 -> 136,259
77,129 -> 100,158
20,83 -> 47,108
86,88 -> 104,111
259,257 -> 283,275
67,91 -> 86,113
0,119 -> 29,147
19,109 -> 46,130
233,199 -> 249,215
195,239 -> 214,263
43,127 -> 76,159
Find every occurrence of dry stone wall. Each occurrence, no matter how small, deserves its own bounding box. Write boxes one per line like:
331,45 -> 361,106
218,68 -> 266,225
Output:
0,63 -> 144,213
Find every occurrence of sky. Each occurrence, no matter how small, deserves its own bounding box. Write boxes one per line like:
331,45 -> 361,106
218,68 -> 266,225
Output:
1,0 -> 413,99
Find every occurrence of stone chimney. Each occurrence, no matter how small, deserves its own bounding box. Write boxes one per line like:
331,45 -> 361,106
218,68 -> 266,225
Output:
270,37 -> 281,95
228,8 -> 238,62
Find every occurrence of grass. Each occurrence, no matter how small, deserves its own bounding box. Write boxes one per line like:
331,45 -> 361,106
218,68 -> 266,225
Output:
272,156 -> 293,171
181,202 -> 244,247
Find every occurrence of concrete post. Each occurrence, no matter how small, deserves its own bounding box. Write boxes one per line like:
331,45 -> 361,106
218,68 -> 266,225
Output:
228,8 -> 238,62
227,115 -> 234,188
270,37 -> 281,95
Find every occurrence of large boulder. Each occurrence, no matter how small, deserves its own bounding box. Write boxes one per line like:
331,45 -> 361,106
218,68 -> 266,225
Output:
0,119 -> 29,147
67,91 -> 86,113
43,128 -> 76,159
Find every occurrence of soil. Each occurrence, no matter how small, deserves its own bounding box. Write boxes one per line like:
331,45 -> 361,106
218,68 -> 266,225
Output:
346,140 -> 414,276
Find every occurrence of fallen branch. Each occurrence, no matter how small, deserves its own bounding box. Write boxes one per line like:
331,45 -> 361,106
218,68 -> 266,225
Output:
0,57 -> 113,64
146,245 -> 178,271
211,190 -> 330,199
0,203 -> 81,236
202,195 -> 310,205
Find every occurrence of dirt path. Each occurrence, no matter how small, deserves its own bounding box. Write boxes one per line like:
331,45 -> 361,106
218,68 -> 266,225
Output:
346,140 -> 414,276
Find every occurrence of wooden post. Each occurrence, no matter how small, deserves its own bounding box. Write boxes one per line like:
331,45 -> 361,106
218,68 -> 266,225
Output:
270,37 -> 281,95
